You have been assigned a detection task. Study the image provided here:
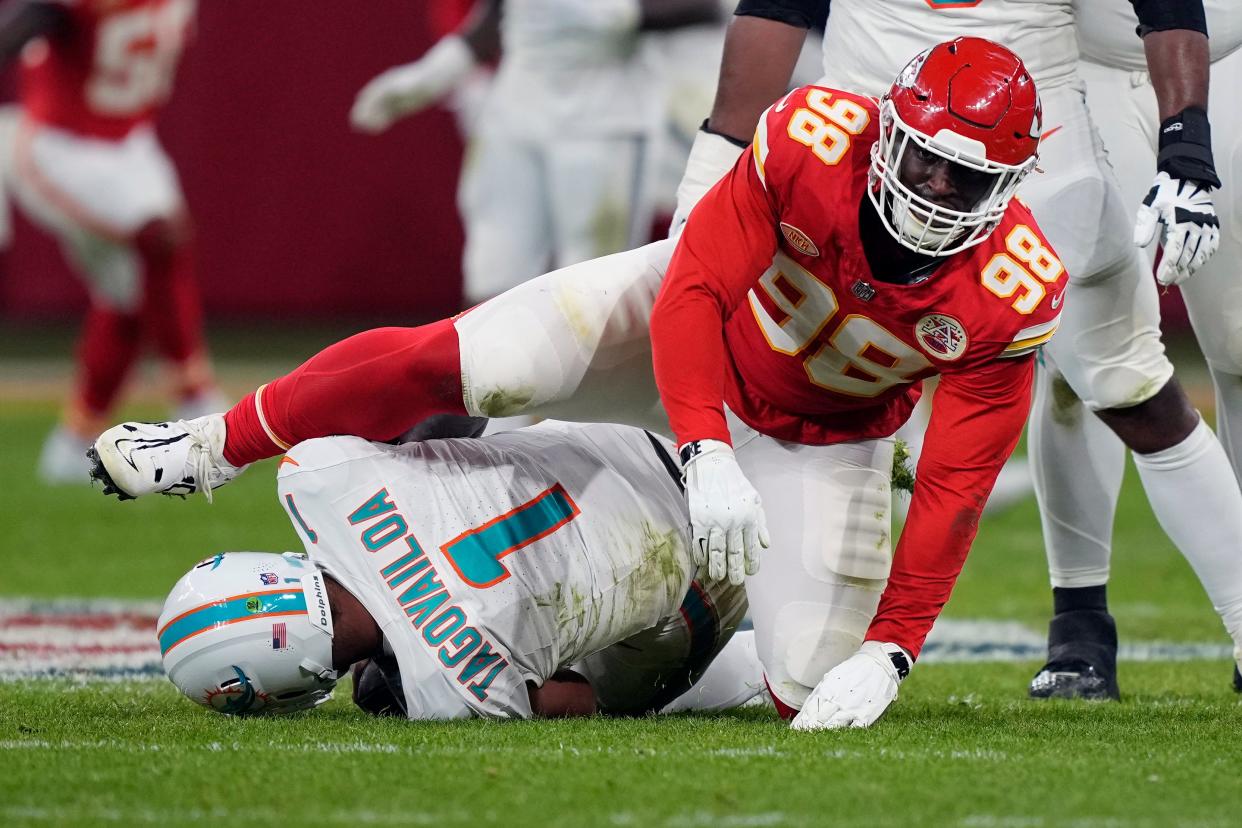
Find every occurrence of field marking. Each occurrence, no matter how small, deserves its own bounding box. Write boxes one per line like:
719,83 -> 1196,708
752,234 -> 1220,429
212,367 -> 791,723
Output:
1,599 -> 1234,681
0,737 -> 1014,764
5,804 -> 1231,828
919,619 -> 1234,663
0,598 -> 163,680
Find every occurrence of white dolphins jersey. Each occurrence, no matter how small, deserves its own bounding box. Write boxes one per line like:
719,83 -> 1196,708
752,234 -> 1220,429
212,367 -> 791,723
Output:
276,421 -> 694,720
1075,0 -> 1242,71
818,0 -> 1079,95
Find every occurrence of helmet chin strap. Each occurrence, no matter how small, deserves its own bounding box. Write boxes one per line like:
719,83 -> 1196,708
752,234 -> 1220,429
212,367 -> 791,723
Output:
299,657 -> 338,682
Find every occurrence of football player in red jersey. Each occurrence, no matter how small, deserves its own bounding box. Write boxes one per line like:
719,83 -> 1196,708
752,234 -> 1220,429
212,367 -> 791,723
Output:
0,0 -> 223,484
90,38 -> 1065,730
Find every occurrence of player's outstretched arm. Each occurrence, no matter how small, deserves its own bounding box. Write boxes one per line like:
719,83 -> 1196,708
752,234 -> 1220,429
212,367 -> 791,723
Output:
793,357 -> 1038,730
654,131 -> 784,585
349,0 -> 500,134
0,0 -> 69,65
1130,0 -> 1220,286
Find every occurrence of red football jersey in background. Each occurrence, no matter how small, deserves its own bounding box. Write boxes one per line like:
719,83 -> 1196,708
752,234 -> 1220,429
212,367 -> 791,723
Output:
651,85 -> 1066,656
20,0 -> 194,139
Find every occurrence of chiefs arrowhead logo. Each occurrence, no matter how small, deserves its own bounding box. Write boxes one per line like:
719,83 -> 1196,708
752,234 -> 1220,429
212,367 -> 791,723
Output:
780,223 -> 820,257
914,313 -> 969,361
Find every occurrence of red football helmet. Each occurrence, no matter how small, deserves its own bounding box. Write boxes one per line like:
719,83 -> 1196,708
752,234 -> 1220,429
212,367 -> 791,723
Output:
869,37 -> 1042,256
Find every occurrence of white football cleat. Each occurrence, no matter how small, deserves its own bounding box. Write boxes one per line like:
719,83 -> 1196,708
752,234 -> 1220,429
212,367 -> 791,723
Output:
88,415 -> 243,502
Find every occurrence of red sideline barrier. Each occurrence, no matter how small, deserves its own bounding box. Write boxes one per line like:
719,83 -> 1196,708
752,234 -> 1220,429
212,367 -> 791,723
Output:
0,1 -> 465,323
0,1 -> 1192,330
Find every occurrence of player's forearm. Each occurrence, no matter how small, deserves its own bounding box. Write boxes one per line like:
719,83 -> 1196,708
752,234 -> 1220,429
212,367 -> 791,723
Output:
651,279 -> 733,447
866,361 -> 1035,657
638,0 -> 722,32
1130,0 -> 1209,119
654,158 -> 778,445
706,14 -> 809,143
866,487 -> 985,658
0,0 -> 67,66
1142,28 -> 1209,119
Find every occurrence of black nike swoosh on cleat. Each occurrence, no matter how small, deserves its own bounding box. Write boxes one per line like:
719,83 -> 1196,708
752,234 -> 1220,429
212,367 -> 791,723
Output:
114,433 -> 193,473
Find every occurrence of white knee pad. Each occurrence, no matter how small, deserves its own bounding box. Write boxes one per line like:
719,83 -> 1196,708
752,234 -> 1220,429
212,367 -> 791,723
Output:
766,576 -> 886,708
805,454 -> 894,582
739,435 -> 896,709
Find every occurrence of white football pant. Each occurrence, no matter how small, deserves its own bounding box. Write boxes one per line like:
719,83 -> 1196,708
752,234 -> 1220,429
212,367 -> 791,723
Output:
458,127 -> 656,305
1,117 -> 185,312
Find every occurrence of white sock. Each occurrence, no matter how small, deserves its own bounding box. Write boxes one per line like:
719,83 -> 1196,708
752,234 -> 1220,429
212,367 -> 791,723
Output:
1133,417 -> 1242,650
1029,363 -> 1125,588
661,630 -> 765,713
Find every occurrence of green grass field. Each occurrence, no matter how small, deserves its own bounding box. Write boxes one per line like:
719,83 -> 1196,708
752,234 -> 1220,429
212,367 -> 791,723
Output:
2,341 -> 1240,827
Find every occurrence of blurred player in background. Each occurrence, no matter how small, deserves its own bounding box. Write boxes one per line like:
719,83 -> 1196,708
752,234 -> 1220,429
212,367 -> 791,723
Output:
1030,0 -> 1242,697
156,421 -> 761,720
676,0 -> 1242,704
0,0 -> 223,484
641,2 -> 826,224
348,0 -> 723,307
93,38 -> 1066,731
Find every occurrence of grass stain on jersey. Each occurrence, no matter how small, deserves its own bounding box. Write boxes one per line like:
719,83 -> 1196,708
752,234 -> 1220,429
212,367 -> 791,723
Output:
477,387 -> 535,418
627,523 -> 690,626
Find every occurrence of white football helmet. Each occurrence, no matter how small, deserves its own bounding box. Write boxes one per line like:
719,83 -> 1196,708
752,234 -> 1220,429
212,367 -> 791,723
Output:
158,551 -> 338,715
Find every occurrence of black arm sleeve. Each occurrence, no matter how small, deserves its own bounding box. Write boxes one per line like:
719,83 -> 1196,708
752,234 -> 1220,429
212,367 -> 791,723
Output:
734,0 -> 829,30
1129,0 -> 1208,38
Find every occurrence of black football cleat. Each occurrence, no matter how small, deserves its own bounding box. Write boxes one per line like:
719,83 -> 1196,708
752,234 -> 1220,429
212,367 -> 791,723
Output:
1028,609 -> 1120,701
1233,664 -> 1241,694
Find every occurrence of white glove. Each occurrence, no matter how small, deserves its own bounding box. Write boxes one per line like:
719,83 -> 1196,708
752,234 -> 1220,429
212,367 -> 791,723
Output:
791,641 -> 911,731
680,439 -> 770,585
668,127 -> 746,238
350,36 -> 477,134
1133,171 -> 1221,287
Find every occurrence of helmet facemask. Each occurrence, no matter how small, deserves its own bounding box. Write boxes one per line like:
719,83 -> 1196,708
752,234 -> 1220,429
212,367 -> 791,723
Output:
869,98 -> 1036,257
